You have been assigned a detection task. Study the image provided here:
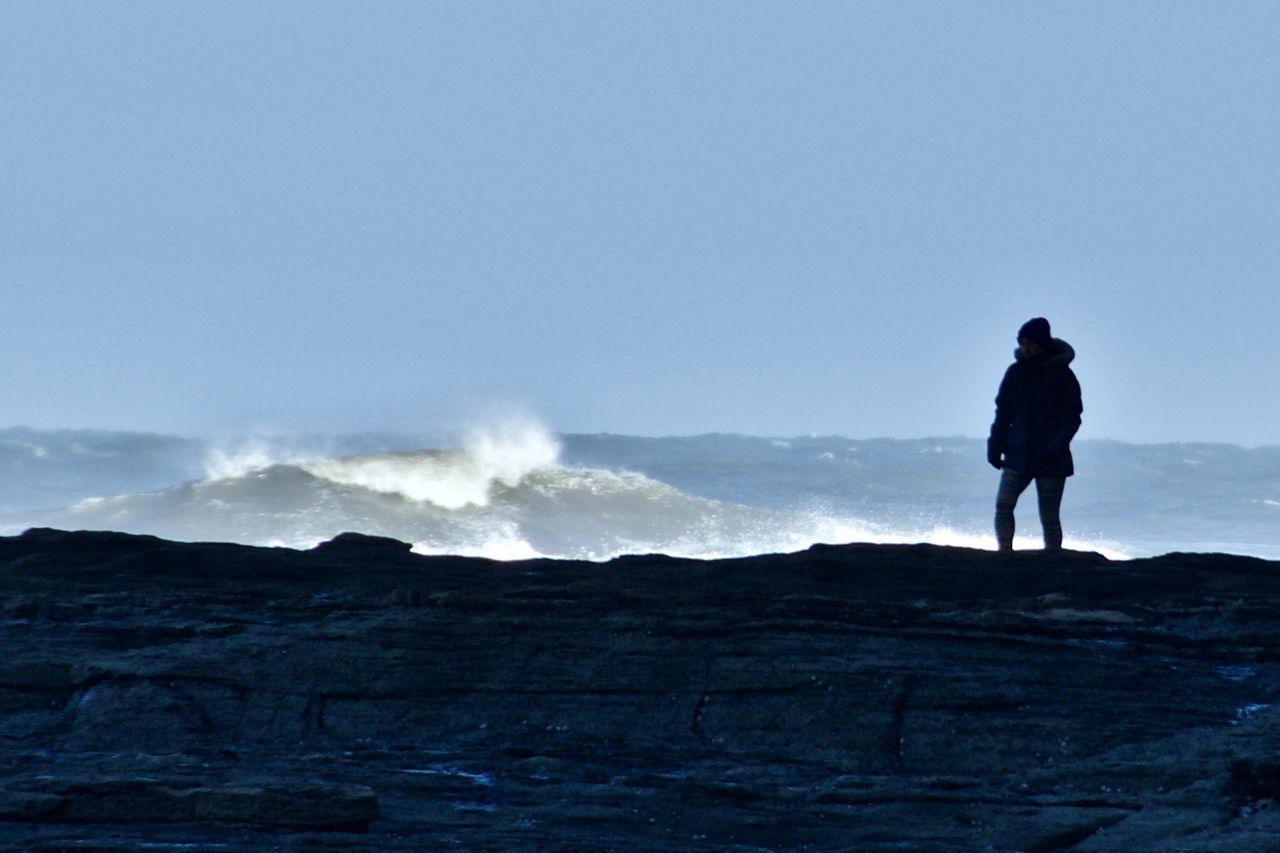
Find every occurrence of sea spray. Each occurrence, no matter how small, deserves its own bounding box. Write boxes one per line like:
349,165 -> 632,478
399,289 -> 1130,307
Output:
204,438 -> 307,481
300,420 -> 560,509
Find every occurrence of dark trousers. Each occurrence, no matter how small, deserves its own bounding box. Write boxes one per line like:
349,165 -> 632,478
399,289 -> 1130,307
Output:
995,468 -> 1066,551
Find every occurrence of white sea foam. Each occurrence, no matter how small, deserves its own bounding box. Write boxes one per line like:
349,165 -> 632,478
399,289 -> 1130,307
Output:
413,536 -> 545,561
302,419 -> 560,510
727,513 -> 1133,561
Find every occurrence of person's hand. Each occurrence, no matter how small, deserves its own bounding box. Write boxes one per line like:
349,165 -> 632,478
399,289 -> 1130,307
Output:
986,440 -> 1003,470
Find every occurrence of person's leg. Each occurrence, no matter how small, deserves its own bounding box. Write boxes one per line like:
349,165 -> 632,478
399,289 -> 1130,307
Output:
1034,476 -> 1066,551
994,468 -> 1032,550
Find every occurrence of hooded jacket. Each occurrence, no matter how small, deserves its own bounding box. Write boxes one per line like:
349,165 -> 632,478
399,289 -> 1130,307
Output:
988,338 -> 1083,478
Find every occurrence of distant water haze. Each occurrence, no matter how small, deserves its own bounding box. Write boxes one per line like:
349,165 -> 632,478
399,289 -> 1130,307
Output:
2,422 -> 1278,561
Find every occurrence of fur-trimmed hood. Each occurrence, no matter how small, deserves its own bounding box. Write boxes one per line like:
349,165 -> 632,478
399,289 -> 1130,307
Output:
1013,337 -> 1074,368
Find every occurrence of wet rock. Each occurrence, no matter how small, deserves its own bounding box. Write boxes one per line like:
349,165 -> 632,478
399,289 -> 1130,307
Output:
0,778 -> 377,830
0,529 -> 1276,847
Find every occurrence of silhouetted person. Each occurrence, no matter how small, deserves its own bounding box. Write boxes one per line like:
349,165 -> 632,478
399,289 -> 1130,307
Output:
987,317 -> 1083,551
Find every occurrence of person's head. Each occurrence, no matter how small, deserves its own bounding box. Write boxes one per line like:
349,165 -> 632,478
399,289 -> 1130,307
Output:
1017,317 -> 1052,357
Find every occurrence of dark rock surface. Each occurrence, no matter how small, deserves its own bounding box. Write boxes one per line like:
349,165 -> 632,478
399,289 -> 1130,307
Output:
0,528 -> 1278,849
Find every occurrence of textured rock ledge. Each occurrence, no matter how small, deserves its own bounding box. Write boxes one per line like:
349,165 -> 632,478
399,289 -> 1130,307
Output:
0,528 -> 1278,850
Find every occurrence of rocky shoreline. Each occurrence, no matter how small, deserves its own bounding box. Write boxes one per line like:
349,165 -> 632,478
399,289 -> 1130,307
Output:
0,528 -> 1277,849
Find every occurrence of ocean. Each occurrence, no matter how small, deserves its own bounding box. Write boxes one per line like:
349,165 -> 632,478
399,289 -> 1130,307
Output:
2,423 -> 1278,561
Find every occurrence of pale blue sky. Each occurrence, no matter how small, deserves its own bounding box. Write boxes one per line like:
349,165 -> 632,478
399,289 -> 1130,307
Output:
2,1 -> 1278,443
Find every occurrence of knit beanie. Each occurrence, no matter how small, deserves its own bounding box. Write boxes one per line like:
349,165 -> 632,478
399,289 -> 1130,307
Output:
1017,317 -> 1052,348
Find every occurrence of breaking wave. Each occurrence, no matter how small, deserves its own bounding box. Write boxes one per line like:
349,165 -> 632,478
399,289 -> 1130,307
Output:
300,422 -> 560,510
35,458 -> 852,561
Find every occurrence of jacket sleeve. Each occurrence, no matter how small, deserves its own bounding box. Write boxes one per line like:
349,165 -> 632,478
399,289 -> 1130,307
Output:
989,368 -> 1014,452
1048,370 -> 1083,451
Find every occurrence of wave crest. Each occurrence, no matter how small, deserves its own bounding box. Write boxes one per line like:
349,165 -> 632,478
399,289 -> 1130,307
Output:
301,420 -> 560,510
203,437 -> 313,481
